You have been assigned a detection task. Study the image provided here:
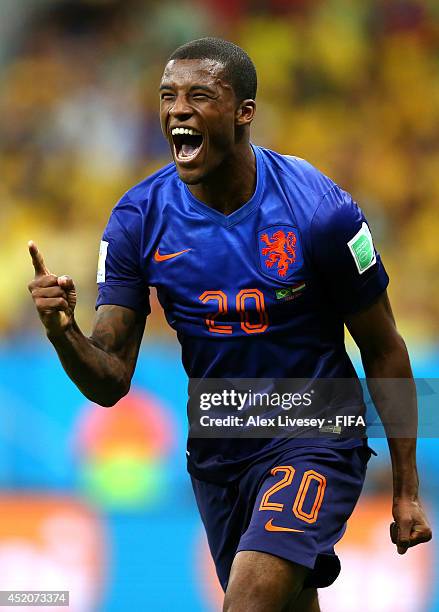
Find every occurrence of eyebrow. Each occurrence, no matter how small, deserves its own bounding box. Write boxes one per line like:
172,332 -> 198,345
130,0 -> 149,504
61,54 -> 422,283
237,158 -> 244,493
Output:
159,84 -> 216,94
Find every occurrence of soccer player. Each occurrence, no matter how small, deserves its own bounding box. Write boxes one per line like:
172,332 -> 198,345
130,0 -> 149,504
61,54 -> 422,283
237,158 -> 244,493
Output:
28,38 -> 431,611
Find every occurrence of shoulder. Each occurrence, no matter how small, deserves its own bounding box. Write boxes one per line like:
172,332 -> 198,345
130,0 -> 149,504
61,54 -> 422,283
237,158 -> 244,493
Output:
255,145 -> 336,200
119,162 -> 177,211
311,183 -> 364,238
104,162 -> 177,241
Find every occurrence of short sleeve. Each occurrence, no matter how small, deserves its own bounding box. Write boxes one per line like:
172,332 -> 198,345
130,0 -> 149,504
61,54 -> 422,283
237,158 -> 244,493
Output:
96,195 -> 150,315
311,185 -> 389,316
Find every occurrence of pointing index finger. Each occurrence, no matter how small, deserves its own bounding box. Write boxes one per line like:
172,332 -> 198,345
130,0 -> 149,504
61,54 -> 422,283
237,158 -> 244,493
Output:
28,241 -> 50,277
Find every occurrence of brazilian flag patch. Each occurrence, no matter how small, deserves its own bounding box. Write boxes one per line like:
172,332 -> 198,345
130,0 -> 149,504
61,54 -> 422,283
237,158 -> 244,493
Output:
275,282 -> 306,301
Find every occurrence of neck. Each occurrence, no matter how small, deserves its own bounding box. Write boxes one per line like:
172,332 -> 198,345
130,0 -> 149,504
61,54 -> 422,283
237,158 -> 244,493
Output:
188,143 -> 256,215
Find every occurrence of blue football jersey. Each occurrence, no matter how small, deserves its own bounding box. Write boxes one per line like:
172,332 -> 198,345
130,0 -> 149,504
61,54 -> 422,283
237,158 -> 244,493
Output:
96,145 -> 389,482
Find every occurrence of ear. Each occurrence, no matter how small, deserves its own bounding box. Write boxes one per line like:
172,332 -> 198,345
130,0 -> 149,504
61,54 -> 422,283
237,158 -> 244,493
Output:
236,99 -> 256,126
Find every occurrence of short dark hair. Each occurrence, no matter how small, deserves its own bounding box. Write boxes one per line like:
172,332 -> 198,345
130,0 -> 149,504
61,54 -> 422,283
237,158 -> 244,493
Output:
168,37 -> 257,101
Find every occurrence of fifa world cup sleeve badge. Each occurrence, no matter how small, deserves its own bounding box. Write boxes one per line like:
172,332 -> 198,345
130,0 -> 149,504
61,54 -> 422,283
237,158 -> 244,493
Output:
347,223 -> 376,274
97,240 -> 109,283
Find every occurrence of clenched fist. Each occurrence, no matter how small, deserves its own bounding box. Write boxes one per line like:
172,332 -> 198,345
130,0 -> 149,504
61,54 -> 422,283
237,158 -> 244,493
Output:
28,241 -> 77,336
391,497 -> 432,554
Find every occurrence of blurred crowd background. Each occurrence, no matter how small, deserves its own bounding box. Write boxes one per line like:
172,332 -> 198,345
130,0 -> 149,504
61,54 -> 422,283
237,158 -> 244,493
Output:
1,1 -> 438,611
1,0 -> 439,342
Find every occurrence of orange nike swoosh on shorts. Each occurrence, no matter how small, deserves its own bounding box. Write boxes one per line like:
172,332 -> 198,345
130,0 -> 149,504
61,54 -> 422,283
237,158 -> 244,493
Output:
264,518 -> 305,533
154,248 -> 191,262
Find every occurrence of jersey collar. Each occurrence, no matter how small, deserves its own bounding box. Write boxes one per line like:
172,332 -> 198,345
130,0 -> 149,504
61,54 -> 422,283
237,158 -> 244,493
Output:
181,144 -> 265,228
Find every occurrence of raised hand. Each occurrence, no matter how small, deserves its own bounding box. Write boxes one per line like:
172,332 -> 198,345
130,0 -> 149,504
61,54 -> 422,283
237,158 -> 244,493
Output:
27,241 -> 77,336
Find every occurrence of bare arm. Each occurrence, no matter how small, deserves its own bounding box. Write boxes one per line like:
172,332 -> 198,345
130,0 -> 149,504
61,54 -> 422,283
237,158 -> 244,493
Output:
48,305 -> 145,406
346,290 -> 432,553
28,241 -> 146,406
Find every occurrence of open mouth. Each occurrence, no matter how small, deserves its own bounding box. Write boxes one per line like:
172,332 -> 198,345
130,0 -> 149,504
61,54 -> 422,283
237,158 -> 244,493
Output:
171,127 -> 204,163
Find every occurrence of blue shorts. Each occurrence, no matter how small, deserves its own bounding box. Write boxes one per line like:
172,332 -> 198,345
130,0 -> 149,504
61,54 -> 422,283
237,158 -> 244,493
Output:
191,443 -> 374,590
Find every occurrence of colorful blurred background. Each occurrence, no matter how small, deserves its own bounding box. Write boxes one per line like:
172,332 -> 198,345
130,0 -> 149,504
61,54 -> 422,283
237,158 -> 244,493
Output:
1,1 -> 438,610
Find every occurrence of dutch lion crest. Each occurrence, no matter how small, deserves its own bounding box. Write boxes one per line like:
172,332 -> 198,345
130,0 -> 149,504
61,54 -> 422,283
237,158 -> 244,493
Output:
258,226 -> 302,280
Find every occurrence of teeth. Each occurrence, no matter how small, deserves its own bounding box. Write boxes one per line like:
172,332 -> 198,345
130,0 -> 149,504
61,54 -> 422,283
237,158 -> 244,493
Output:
171,127 -> 201,136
